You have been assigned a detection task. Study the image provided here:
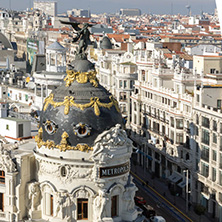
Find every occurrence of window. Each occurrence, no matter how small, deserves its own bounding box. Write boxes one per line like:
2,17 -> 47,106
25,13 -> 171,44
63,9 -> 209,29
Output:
220,136 -> 222,151
212,150 -> 217,161
197,94 -> 200,102
77,199 -> 88,220
196,114 -> 199,125
217,100 -> 222,109
213,120 -> 217,131
201,162 -> 209,178
219,171 -> 222,185
111,195 -> 118,217
25,94 -> 28,102
170,117 -> 174,127
176,133 -> 183,144
6,125 -> 9,130
202,129 -> 210,145
0,171 -> 5,184
120,92 -> 127,101
50,195 -> 53,216
123,80 -> 127,88
0,193 -> 3,211
202,117 -> 210,128
130,80 -> 134,89
220,154 -> 222,170
60,166 -> 67,177
155,152 -> 160,160
213,133 -> 217,144
195,126 -> 199,136
141,70 -> 145,81
212,167 -> 216,182
210,68 -> 216,74
176,119 -> 183,129
119,80 -> 122,88
201,146 -> 209,162
168,99 -> 170,106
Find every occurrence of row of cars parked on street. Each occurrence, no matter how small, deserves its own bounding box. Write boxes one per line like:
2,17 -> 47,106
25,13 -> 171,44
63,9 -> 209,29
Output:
134,196 -> 166,222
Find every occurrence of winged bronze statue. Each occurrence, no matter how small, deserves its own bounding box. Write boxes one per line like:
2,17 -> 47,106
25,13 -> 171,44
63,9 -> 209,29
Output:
60,20 -> 93,59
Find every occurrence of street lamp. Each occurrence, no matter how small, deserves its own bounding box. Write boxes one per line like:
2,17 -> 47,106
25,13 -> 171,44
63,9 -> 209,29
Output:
183,169 -> 189,212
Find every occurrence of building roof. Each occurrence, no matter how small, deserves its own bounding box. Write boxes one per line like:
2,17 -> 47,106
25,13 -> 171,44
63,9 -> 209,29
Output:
0,32 -> 13,49
46,41 -> 65,51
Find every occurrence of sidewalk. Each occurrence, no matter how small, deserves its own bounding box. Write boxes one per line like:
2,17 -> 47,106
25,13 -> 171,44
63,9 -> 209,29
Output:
131,163 -> 214,222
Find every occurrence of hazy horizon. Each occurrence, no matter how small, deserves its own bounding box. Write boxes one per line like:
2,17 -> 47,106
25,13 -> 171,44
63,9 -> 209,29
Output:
0,0 -> 217,15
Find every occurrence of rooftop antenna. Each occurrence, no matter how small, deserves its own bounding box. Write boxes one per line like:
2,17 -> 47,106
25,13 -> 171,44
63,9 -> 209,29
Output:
186,5 -> 191,16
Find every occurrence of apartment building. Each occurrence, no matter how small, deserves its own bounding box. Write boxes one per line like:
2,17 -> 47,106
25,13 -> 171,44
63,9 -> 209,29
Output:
193,83 -> 222,220
130,49 -> 222,221
90,37 -> 138,124
130,54 -> 195,187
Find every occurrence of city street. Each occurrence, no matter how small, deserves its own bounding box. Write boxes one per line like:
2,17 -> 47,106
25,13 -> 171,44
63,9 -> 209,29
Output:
132,172 -> 189,222
131,162 -> 214,222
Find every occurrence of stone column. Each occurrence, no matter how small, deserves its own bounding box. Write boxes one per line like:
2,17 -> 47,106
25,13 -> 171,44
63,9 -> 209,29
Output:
5,172 -> 18,220
45,85 -> 48,97
55,53 -> 58,68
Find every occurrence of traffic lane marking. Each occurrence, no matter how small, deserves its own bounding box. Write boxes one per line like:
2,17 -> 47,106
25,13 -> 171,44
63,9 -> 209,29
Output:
131,171 -> 193,222
134,178 -> 186,222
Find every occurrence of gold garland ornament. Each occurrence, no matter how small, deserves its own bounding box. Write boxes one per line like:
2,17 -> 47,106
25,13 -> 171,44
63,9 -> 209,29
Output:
43,94 -> 120,116
64,70 -> 98,87
35,129 -> 93,152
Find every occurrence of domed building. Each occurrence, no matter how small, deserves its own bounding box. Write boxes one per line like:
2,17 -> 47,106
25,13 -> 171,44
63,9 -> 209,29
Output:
0,39 -> 142,221
100,36 -> 113,50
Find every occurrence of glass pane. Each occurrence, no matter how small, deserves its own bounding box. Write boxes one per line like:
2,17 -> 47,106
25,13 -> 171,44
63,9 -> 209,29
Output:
77,202 -> 82,219
83,203 -> 88,218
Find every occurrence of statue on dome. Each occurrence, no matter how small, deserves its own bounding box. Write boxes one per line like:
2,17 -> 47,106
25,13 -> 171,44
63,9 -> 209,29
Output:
60,20 -> 93,59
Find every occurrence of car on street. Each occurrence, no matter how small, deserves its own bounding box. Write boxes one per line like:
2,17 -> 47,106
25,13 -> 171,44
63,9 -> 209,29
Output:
150,216 -> 166,222
134,196 -> 147,206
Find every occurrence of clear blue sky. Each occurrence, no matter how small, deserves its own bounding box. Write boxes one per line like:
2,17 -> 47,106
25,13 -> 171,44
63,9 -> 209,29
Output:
0,0 -> 216,14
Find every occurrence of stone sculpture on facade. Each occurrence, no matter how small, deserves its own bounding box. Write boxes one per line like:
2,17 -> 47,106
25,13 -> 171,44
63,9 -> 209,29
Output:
123,179 -> 138,212
93,189 -> 109,221
0,143 -> 16,173
55,191 -> 73,220
28,182 -> 41,211
90,124 -> 132,162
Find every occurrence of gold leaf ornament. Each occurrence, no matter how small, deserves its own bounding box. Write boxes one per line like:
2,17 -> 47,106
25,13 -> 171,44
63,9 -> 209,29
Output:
35,130 -> 93,152
43,94 -> 120,116
64,70 -> 98,87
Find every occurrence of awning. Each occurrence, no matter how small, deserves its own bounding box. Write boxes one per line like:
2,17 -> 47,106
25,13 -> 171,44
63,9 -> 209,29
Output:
168,172 -> 182,183
177,179 -> 190,188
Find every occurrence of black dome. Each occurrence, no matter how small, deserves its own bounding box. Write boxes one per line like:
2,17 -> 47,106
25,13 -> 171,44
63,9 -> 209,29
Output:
38,59 -> 122,150
100,36 -> 112,49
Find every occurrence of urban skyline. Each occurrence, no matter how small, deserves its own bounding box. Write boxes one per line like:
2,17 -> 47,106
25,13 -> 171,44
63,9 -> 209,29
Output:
0,0 -> 217,15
